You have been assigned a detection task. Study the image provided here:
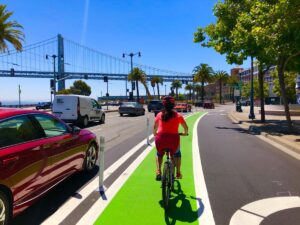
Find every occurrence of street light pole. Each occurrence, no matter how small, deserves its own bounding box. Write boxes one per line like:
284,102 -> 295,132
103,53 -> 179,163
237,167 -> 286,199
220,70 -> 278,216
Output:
18,85 -> 21,108
123,52 -> 141,102
249,56 -> 256,119
46,54 -> 58,98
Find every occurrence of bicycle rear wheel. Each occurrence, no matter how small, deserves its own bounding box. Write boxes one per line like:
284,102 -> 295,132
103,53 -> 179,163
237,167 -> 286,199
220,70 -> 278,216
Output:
162,162 -> 171,210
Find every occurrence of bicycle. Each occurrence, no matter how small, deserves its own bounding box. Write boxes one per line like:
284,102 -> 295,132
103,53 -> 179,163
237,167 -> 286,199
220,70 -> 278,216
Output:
161,133 -> 188,211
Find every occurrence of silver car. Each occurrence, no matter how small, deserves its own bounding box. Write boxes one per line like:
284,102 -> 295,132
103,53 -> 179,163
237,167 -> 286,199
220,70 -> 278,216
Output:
119,102 -> 145,116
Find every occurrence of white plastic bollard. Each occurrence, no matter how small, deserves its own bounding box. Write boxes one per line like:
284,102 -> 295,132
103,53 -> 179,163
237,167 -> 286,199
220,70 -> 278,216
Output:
146,118 -> 150,145
99,136 -> 105,190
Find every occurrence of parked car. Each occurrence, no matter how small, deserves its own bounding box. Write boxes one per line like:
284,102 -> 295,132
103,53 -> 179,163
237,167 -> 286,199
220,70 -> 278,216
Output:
203,101 -> 215,109
36,102 -> 52,110
174,103 -> 192,112
152,101 -> 164,116
119,102 -> 145,116
240,99 -> 250,106
147,100 -> 163,112
194,101 -> 203,107
52,95 -> 105,127
0,108 -> 99,225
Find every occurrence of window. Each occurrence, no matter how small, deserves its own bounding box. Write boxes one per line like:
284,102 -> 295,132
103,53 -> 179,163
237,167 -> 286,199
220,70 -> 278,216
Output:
92,99 -> 99,109
34,115 -> 68,137
0,116 -> 42,148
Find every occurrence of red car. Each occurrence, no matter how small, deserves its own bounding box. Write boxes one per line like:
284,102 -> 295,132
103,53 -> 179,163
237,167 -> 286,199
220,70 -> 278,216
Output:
0,108 -> 99,225
174,103 -> 192,112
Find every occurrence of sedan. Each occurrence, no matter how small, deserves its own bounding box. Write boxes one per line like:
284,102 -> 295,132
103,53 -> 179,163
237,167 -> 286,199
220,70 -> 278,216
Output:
36,102 -> 52,110
0,108 -> 99,225
174,103 -> 192,112
119,102 -> 145,116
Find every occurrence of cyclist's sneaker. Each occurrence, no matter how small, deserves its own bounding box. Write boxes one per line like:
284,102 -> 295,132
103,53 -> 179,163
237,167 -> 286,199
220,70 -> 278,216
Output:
156,174 -> 161,181
176,172 -> 183,179
156,170 -> 161,181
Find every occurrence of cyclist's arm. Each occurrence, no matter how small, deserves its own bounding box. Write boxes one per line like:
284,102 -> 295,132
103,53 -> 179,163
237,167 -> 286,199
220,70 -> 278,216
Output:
181,120 -> 188,135
153,121 -> 158,136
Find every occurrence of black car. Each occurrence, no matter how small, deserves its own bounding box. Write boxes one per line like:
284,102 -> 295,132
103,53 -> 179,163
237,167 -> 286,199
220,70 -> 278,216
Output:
36,102 -> 52,110
148,100 -> 163,112
119,102 -> 145,116
152,102 -> 164,116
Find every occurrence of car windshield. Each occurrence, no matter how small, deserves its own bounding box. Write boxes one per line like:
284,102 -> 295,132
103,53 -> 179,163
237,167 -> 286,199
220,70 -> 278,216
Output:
122,102 -> 137,107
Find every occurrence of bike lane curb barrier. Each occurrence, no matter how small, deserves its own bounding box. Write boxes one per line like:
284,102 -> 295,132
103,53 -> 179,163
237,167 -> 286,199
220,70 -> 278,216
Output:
87,113 -> 205,225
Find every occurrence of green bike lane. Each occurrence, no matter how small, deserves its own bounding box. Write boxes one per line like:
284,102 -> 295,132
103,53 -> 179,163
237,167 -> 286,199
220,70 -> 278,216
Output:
95,112 -> 205,225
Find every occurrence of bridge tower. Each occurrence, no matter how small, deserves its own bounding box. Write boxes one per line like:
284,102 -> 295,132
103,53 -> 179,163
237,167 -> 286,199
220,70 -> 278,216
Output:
57,34 -> 65,91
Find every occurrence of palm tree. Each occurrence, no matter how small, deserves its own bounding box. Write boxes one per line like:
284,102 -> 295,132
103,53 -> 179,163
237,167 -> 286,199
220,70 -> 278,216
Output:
0,5 -> 25,53
185,83 -> 193,100
171,79 -> 182,100
150,78 -> 156,97
214,71 -> 229,104
128,67 -> 151,102
151,76 -> 163,99
193,64 -> 214,104
194,84 -> 202,100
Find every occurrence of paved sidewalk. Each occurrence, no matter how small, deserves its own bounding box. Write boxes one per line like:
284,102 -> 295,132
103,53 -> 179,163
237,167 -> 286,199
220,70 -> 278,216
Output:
228,105 -> 300,154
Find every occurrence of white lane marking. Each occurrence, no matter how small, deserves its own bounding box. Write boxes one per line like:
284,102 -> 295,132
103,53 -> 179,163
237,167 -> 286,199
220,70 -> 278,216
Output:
193,112 -> 216,225
220,113 -> 227,116
219,110 -> 225,112
42,134 -> 154,225
230,196 -> 300,225
77,143 -> 154,225
256,135 -> 300,161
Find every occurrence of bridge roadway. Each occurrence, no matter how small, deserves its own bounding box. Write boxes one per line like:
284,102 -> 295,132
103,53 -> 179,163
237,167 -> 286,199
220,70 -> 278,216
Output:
0,70 -> 193,82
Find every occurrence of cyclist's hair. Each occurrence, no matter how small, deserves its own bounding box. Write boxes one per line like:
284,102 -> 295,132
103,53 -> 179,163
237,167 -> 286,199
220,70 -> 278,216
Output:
162,97 -> 175,122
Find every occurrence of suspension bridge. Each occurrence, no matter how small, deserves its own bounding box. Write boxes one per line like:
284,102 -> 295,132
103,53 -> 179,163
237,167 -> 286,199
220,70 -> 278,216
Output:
0,34 -> 193,95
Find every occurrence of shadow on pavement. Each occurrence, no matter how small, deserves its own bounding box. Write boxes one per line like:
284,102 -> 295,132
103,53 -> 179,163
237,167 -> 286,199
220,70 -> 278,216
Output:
12,167 -> 99,225
159,180 -> 204,225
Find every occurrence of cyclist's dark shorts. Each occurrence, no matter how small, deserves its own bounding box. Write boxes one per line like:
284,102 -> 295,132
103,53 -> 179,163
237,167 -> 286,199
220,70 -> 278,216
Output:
155,133 -> 180,156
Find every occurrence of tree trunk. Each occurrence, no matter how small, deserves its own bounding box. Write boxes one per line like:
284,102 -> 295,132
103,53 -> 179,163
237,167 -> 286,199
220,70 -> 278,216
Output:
157,84 -> 160,99
258,68 -> 265,123
219,81 -> 222,104
278,57 -> 293,132
201,80 -> 204,104
152,86 -> 156,97
142,81 -> 152,100
176,88 -> 178,100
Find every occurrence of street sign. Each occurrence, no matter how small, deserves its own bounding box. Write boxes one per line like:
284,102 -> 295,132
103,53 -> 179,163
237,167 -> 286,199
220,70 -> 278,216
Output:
234,89 -> 240,97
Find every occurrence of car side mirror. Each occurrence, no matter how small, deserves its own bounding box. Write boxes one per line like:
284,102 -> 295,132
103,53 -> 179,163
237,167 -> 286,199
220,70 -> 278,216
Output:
68,124 -> 81,135
98,105 -> 102,110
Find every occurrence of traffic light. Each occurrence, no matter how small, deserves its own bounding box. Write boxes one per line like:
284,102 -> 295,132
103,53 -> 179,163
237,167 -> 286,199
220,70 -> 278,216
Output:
50,79 -> 55,89
104,76 -> 108,82
84,74 -> 88,80
10,68 -> 15,76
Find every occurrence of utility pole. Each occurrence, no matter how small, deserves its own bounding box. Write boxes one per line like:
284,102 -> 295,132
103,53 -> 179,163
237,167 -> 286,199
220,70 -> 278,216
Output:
18,85 -> 21,108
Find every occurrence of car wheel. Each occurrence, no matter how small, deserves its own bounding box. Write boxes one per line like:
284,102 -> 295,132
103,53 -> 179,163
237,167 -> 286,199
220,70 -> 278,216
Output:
148,109 -> 151,112
120,113 -> 123,117
83,143 -> 97,172
81,116 -> 89,127
100,114 -> 105,124
0,190 -> 11,225
142,111 -> 145,115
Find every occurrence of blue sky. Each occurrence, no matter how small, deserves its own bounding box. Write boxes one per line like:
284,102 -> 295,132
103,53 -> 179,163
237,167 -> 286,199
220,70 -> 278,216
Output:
0,0 -> 247,103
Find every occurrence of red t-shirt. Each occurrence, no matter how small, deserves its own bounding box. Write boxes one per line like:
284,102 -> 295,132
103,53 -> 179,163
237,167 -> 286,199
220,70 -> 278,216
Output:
154,111 -> 185,154
155,111 -> 184,134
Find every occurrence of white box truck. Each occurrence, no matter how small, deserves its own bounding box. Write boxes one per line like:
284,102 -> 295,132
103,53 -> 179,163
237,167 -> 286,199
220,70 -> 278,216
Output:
52,95 -> 105,127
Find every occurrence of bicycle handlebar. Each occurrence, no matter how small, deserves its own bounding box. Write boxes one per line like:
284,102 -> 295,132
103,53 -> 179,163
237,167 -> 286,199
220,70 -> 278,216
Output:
178,133 -> 189,136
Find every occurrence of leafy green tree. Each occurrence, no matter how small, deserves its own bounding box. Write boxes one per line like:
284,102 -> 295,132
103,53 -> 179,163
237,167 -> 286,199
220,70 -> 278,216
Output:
242,79 -> 269,100
214,71 -> 229,104
193,64 -> 214,103
185,83 -> 193,100
0,4 -> 24,52
71,80 -> 91,96
171,80 -> 182,100
128,67 -> 152,101
272,70 -> 297,104
193,84 -> 203,101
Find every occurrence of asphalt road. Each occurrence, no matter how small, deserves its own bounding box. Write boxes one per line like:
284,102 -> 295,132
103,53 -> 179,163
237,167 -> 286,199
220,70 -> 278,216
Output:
10,105 -> 300,225
198,105 -> 300,225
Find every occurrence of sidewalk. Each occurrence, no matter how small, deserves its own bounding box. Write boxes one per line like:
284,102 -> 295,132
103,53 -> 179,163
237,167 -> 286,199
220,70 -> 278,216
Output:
228,105 -> 300,154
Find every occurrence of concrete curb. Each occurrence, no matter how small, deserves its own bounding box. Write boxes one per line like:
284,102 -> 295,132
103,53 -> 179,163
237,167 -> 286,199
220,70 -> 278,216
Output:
228,111 -> 300,155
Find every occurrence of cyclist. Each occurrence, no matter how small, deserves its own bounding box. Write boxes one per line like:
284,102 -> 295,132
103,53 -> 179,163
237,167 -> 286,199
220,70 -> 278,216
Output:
153,96 -> 188,181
